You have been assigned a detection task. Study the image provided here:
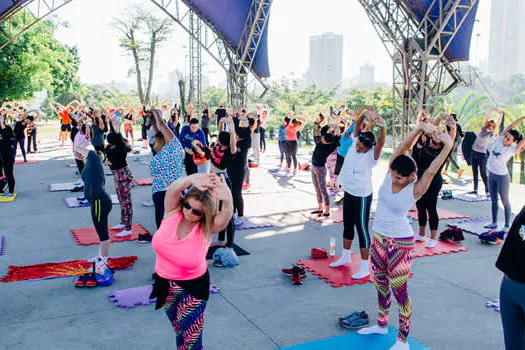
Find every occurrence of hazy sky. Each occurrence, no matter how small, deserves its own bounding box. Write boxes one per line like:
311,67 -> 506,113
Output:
47,0 -> 492,90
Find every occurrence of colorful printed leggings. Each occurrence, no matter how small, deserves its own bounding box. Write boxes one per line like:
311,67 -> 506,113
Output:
326,152 -> 338,183
164,282 -> 207,350
371,232 -> 414,342
112,166 -> 133,231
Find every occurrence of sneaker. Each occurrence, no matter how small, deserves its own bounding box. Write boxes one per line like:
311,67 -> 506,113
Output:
426,239 -> 437,248
142,200 -> 154,207
75,274 -> 88,288
291,269 -> 304,285
111,223 -> 126,230
85,274 -> 97,288
76,197 -> 86,201
282,265 -> 306,278
73,180 -> 83,187
415,235 -> 426,242
467,191 -> 478,195
339,313 -> 370,330
71,186 -> 84,193
79,199 -> 89,205
137,234 -> 153,243
484,223 -> 498,230
116,230 -> 132,238
338,311 -> 368,323
234,218 -> 244,226
2,193 -> 15,198
242,183 -> 250,190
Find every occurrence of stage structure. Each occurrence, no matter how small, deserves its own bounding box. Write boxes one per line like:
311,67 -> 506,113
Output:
0,0 -> 272,107
357,0 -> 479,142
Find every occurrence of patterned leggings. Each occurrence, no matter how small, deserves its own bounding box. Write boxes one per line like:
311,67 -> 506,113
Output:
112,166 -> 133,231
371,232 -> 414,342
326,152 -> 338,183
164,282 -> 207,350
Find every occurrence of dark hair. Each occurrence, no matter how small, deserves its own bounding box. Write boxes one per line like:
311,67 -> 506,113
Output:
291,119 -> 299,126
323,133 -> 335,143
190,118 -> 199,125
248,118 -> 255,127
154,131 -> 164,140
283,117 -> 291,125
508,129 -> 523,143
218,131 -> 230,147
390,154 -> 417,177
81,124 -> 88,134
487,120 -> 496,128
106,131 -> 124,146
450,113 -> 458,121
319,114 -> 325,121
359,131 -> 376,148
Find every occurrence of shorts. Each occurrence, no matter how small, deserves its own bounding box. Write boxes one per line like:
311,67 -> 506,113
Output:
334,154 -> 345,176
61,124 -> 71,132
124,124 -> 133,132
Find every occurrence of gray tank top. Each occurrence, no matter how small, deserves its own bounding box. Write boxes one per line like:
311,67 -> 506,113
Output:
472,127 -> 494,153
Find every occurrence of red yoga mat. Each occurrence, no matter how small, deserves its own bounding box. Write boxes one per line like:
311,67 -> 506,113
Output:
407,208 -> 469,221
0,256 -> 138,282
14,159 -> 39,165
134,178 -> 152,186
300,208 -> 373,225
411,238 -> 468,258
70,224 -> 151,245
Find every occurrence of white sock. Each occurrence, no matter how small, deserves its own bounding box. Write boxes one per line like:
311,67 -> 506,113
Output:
358,324 -> 388,336
390,340 -> 410,350
426,239 -> 437,248
329,249 -> 351,267
352,259 -> 370,279
415,235 -> 426,242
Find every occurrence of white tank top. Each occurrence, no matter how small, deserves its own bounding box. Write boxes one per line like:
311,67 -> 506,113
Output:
372,173 -> 416,238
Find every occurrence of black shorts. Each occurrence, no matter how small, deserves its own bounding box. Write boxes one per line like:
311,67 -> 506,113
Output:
334,154 -> 345,176
61,123 -> 71,132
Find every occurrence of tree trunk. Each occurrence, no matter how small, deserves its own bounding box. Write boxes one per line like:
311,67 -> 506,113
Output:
178,79 -> 186,116
130,30 -> 145,105
144,33 -> 156,106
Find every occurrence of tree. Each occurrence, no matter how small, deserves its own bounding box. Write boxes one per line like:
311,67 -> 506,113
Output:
113,5 -> 173,105
202,87 -> 227,108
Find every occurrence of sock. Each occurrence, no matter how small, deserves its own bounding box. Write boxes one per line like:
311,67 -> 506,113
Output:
390,340 -> 410,350
352,259 -> 370,279
358,325 -> 388,335
329,249 -> 351,267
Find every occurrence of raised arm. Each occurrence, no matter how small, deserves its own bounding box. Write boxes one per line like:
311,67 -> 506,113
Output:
210,174 -> 234,233
353,109 -> 369,137
389,123 -> 433,168
152,109 -> 174,142
502,116 -> 525,135
365,112 -> 388,160
164,173 -> 220,218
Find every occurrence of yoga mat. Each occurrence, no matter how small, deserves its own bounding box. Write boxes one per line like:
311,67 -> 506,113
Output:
0,193 -> 17,203
453,216 -> 507,236
206,244 -> 250,260
0,236 -> 5,256
0,256 -> 138,282
134,178 -> 152,186
282,326 -> 429,350
64,194 -> 119,208
48,183 -> 76,192
453,191 -> 490,202
485,300 -> 500,313
407,208 -> 469,221
70,224 -> 152,245
235,217 -> 273,230
242,187 -> 294,195
14,159 -> 39,165
301,208 -> 372,226
108,284 -> 220,308
297,255 -> 413,288
412,238 -> 468,258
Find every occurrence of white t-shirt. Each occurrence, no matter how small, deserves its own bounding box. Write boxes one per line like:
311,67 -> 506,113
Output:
372,173 -> 416,238
487,136 -> 517,176
73,132 -> 91,160
338,136 -> 379,197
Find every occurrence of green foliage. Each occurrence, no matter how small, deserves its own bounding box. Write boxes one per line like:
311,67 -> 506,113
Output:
202,87 -> 227,109
0,11 -> 82,102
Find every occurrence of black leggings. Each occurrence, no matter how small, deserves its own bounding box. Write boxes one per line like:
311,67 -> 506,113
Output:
218,176 -> 235,247
471,150 -> 488,193
228,158 -> 246,218
153,190 -> 167,229
285,140 -> 298,169
415,176 -> 443,230
278,140 -> 287,163
184,153 -> 197,176
260,127 -> 266,151
343,192 -> 372,248
27,129 -> 37,152
0,148 -> 15,193
202,128 -> 210,145
90,196 -> 112,242
75,158 -> 85,175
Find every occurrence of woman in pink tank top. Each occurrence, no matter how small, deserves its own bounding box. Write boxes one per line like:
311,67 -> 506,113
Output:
151,172 -> 233,349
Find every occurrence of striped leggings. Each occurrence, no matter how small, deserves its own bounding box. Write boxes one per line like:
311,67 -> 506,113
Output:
164,282 -> 207,350
113,166 -> 133,231
343,192 -> 372,248
371,232 -> 414,342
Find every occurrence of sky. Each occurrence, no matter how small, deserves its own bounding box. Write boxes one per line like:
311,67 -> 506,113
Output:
45,0 -> 492,91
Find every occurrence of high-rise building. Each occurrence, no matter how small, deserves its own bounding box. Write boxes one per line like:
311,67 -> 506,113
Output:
489,0 -> 525,78
307,32 -> 343,91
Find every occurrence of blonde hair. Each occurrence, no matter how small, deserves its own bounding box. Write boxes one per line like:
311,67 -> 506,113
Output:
184,187 -> 218,241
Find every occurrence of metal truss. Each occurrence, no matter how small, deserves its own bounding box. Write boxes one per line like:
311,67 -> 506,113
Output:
0,0 -> 271,107
358,0 -> 476,144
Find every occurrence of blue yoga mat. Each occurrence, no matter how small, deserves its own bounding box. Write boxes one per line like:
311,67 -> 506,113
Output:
282,326 -> 430,349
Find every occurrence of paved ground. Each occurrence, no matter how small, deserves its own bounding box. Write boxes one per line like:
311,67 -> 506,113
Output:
1,136 -> 523,350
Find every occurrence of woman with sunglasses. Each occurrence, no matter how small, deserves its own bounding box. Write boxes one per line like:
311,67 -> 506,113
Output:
149,109 -> 186,232
484,116 -> 525,232
209,116 -> 237,248
330,109 -> 386,280
357,123 -> 453,350
151,172 -> 232,349
413,114 -> 457,248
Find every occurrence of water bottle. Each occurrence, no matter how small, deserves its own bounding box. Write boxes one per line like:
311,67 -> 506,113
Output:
329,236 -> 336,257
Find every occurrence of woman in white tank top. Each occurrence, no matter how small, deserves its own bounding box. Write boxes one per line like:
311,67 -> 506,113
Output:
357,120 -> 454,350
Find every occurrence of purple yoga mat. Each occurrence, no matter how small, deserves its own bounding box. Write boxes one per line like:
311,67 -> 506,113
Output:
109,284 -> 220,309
64,195 -> 119,208
452,216 -> 507,236
0,236 -> 5,256
235,217 -> 273,230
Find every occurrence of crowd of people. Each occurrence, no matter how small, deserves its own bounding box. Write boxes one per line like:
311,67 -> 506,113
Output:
1,97 -> 524,350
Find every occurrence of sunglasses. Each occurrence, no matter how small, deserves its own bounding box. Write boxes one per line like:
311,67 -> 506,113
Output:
182,201 -> 203,217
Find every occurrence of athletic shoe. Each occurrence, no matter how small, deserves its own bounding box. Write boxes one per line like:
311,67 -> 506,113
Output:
142,200 -> 154,207
339,314 -> 369,330
116,230 -> 132,238
2,193 -> 15,198
79,199 -> 89,205
291,269 -> 304,285
137,234 -> 153,243
234,218 -> 244,226
85,274 -> 97,288
415,235 -> 426,242
111,223 -> 126,230
338,311 -> 368,323
484,223 -> 498,230
281,265 -> 306,278
75,274 -> 88,288
71,186 -> 84,193
468,191 -> 477,195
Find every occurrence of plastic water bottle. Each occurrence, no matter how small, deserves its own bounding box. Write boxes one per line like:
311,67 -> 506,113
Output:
329,236 -> 336,257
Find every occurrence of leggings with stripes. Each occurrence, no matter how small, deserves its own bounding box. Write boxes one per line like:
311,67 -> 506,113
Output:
113,166 -> 134,231
343,192 -> 372,248
371,232 -> 414,342
164,281 -> 207,350
89,195 -> 112,242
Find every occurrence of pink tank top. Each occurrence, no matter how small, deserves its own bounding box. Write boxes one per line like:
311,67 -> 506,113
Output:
152,212 -> 209,280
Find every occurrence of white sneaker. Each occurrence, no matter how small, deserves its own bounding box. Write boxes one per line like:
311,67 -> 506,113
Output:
426,239 -> 437,248
329,256 -> 351,267
234,218 -> 244,226
390,340 -> 410,350
352,270 -> 370,279
358,325 -> 388,335
116,230 -> 132,238
142,200 -> 154,207
112,223 -> 126,230
415,235 -> 426,242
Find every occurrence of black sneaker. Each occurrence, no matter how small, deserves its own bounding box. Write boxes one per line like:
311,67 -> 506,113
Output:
137,234 -> 153,243
71,186 -> 84,193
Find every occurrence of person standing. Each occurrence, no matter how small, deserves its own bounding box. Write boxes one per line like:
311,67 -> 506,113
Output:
201,103 -> 211,145
0,114 -> 15,197
179,118 -> 207,176
26,111 -> 39,153
259,107 -> 269,152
